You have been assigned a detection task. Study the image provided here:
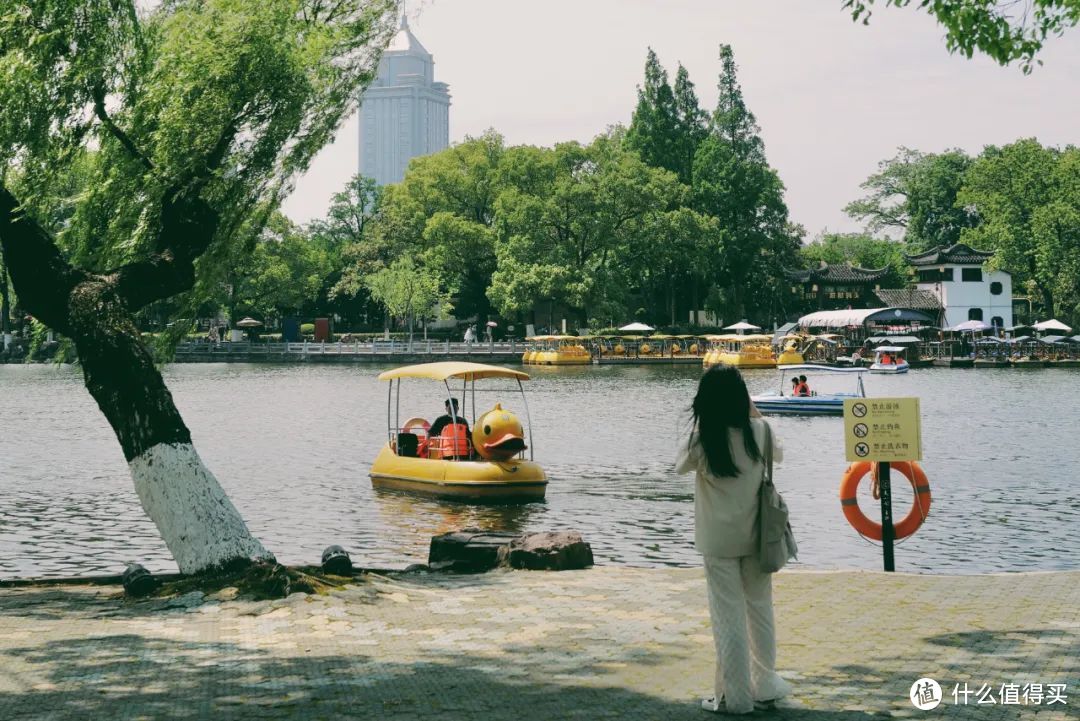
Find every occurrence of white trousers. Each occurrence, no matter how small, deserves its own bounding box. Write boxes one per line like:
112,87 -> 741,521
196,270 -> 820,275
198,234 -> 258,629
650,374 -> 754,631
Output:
703,555 -> 792,713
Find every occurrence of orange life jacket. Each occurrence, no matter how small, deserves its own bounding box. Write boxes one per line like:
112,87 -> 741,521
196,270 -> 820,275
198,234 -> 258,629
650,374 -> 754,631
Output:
795,383 -> 810,397
436,423 -> 470,459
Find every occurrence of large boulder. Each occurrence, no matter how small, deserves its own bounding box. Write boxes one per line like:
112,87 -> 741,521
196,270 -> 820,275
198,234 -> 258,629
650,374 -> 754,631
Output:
498,531 -> 594,571
428,529 -> 523,572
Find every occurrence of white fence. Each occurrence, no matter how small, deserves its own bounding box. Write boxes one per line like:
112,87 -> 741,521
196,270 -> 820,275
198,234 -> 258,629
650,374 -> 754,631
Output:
174,340 -> 523,356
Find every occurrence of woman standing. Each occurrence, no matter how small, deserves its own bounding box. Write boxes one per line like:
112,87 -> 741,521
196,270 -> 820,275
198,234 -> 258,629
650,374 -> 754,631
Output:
676,365 -> 792,714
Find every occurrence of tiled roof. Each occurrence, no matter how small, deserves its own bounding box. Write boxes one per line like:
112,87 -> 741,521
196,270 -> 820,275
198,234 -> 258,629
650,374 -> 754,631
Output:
905,243 -> 994,266
873,288 -> 942,310
784,262 -> 891,283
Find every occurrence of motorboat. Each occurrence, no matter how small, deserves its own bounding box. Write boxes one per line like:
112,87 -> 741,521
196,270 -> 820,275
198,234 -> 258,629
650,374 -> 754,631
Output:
369,362 -> 548,502
751,364 -> 867,416
869,345 -> 910,374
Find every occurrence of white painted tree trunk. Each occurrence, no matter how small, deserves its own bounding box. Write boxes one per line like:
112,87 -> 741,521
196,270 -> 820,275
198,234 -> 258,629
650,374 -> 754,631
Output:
129,442 -> 273,574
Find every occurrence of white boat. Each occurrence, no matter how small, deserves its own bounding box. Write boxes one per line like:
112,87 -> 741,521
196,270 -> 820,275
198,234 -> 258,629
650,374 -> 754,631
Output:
869,345 -> 910,374
752,364 -> 867,417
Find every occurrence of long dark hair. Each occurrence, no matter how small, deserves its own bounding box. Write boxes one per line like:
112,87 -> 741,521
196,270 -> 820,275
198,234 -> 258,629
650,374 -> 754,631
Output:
690,365 -> 761,477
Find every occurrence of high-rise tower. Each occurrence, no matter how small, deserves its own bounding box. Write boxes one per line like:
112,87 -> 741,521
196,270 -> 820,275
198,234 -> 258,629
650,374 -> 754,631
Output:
358,14 -> 451,185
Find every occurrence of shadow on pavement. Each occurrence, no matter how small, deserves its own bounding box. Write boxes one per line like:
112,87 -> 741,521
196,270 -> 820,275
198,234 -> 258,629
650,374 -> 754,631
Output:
1,633 -> 887,721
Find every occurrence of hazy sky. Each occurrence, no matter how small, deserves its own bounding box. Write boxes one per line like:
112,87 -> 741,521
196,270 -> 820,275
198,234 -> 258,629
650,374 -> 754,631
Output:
282,0 -> 1079,239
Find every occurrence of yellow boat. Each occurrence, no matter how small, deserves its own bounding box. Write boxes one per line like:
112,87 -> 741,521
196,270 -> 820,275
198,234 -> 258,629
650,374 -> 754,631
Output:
369,362 -> 548,502
703,334 -> 777,369
776,334 -> 805,365
522,335 -> 591,365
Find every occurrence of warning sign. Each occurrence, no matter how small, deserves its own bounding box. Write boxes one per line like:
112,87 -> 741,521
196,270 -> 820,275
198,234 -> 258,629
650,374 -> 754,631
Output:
844,398 -> 922,462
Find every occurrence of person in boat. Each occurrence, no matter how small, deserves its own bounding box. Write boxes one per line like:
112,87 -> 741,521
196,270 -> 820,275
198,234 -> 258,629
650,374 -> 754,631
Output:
790,377 -> 799,396
428,398 -> 472,460
675,365 -> 792,714
795,375 -> 811,397
880,352 -> 892,365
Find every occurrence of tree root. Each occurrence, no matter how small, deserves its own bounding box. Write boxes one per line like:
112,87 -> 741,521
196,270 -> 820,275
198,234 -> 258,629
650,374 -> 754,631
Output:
150,560 -> 359,601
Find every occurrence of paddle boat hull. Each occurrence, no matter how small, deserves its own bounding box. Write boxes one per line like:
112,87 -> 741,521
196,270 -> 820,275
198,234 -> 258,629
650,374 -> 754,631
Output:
776,348 -> 804,365
751,393 -> 861,417
869,361 -> 909,374
370,445 -> 548,502
717,350 -> 777,369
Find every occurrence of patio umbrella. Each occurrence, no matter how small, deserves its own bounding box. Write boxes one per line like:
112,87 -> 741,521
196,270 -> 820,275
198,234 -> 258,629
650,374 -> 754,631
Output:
948,320 -> 991,332
235,317 -> 263,328
1032,319 -> 1073,333
723,321 -> 761,331
618,322 -> 654,332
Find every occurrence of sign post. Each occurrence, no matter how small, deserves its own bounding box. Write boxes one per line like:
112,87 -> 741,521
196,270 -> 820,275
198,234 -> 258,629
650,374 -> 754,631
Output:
844,397 -> 922,572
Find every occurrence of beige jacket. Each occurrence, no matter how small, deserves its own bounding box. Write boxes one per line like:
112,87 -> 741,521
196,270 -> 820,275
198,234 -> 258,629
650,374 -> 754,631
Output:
675,418 -> 783,558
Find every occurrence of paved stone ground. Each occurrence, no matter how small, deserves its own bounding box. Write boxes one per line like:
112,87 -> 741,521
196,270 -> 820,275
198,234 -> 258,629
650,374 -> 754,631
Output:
0,567 -> 1076,720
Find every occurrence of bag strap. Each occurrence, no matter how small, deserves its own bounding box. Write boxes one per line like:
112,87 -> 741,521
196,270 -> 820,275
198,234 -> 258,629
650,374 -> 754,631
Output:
760,420 -> 774,486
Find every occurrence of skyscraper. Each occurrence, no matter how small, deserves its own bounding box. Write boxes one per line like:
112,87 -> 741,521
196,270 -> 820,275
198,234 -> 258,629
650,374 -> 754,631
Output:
357,14 -> 451,185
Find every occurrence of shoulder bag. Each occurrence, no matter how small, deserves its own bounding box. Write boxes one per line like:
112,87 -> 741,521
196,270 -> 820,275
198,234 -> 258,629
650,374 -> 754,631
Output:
758,421 -> 798,573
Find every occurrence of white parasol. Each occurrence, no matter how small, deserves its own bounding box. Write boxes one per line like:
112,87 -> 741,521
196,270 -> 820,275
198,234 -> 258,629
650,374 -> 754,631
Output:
618,322 -> 654,332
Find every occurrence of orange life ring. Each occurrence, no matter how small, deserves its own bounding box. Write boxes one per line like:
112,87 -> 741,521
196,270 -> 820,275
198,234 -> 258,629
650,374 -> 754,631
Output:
402,417 -> 431,456
840,461 -> 931,540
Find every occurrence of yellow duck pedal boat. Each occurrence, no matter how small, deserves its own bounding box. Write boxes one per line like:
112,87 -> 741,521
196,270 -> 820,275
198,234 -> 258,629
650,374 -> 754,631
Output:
369,362 -> 548,503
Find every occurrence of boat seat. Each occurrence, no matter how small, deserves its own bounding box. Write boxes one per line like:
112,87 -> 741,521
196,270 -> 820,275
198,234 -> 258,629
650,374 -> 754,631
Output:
396,432 -> 420,458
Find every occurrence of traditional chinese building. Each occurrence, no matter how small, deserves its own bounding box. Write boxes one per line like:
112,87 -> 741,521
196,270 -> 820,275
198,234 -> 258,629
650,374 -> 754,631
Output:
905,243 -> 1013,329
785,262 -> 892,312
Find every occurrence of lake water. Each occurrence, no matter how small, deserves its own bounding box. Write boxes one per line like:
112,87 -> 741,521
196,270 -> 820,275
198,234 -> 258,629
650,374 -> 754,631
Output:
1,363 -> 1077,579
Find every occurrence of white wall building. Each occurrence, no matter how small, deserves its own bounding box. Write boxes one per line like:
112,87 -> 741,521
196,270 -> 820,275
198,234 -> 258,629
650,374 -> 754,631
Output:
907,243 -> 1013,329
357,15 -> 450,185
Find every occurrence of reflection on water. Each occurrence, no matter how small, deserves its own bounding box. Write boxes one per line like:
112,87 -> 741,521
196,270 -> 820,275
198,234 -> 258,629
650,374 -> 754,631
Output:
1,363 -> 1078,578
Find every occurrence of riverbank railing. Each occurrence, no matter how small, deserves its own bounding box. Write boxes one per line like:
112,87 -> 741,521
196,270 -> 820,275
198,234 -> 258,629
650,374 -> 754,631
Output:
174,339 -> 523,356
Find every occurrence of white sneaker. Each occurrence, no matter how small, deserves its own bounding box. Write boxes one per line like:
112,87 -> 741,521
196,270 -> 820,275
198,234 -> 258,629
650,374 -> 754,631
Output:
701,696 -> 723,712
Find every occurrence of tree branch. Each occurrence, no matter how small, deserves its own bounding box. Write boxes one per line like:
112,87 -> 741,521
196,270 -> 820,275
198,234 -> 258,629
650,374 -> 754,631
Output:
90,82 -> 154,172
0,185 -> 89,335
109,115 -> 241,310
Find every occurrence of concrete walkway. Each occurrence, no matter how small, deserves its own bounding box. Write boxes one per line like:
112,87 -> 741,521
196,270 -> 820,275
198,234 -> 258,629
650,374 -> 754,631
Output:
0,567 -> 1076,720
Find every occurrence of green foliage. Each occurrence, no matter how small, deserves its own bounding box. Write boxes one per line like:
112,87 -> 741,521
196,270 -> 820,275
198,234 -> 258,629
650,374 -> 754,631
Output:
845,147 -> 977,249
624,49 -> 681,182
0,0 -> 399,272
958,139 -> 1080,322
843,0 -> 1080,72
489,137 -> 684,321
300,323 -> 315,334
366,256 -> 451,337
691,45 -> 799,321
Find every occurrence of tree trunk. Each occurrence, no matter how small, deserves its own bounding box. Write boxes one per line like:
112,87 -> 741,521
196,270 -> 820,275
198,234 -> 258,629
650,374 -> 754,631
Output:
76,282 -> 273,574
1,187 -> 272,575
0,265 -> 10,339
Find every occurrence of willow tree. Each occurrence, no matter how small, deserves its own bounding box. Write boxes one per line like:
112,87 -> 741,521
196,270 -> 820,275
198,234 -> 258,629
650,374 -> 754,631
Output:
0,0 -> 398,574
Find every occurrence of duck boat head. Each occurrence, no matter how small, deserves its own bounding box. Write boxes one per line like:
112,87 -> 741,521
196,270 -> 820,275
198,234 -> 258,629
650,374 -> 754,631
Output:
473,403 -> 527,460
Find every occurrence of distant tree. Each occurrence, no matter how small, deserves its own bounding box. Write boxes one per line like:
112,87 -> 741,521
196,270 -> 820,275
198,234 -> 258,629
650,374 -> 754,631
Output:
489,137 -> 683,324
0,0 -> 399,575
845,147 -> 977,249
366,256 -> 451,340
958,139 -> 1080,322
843,0 -> 1080,71
223,214 -> 332,324
308,176 -> 382,324
344,131 -> 504,320
672,63 -> 710,186
625,49 -> 681,180
692,45 -> 798,322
